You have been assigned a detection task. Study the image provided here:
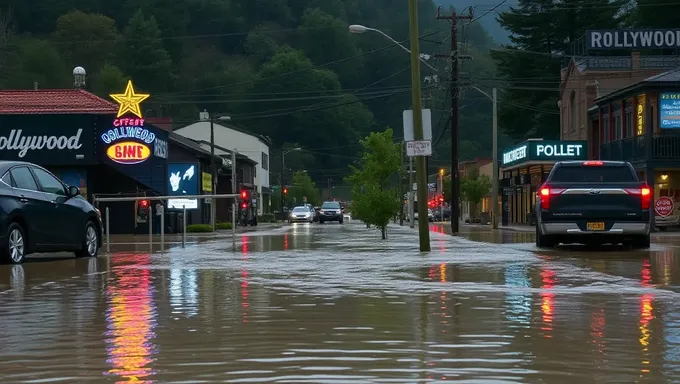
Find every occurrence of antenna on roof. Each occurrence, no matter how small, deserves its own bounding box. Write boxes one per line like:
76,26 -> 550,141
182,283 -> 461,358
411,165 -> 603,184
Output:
73,66 -> 86,89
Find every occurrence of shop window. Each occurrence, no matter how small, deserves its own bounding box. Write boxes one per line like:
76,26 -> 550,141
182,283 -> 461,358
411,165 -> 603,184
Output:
11,167 -> 39,191
32,167 -> 66,195
614,114 -> 622,140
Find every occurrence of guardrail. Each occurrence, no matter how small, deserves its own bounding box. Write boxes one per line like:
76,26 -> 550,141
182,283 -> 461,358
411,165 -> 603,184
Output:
94,194 -> 239,253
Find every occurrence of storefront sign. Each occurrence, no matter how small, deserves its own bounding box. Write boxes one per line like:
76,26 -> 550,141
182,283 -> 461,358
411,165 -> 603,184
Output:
660,93 -> 680,128
637,94 -> 646,135
502,140 -> 588,167
655,196 -> 674,216
106,141 -> 151,164
0,128 -> 83,158
154,138 -> 168,159
586,29 -> 680,50
101,127 -> 155,144
168,163 -> 199,210
202,172 -> 212,192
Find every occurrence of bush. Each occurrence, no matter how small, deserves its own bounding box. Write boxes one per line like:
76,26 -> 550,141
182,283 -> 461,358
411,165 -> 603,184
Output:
186,224 -> 214,233
216,222 -> 233,230
258,214 -> 276,223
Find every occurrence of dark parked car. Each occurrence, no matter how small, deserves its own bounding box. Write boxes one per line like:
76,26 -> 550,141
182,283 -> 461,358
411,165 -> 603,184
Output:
0,161 -> 103,264
319,201 -> 343,224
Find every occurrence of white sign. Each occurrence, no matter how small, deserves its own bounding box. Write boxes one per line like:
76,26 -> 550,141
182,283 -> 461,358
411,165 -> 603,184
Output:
0,129 -> 83,158
502,145 -> 527,165
168,198 -> 198,209
536,144 -> 582,157
154,138 -> 168,158
406,140 -> 432,157
412,183 -> 417,191
403,109 -> 433,141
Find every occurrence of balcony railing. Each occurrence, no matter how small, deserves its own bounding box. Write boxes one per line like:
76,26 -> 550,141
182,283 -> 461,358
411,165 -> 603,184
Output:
600,132 -> 680,162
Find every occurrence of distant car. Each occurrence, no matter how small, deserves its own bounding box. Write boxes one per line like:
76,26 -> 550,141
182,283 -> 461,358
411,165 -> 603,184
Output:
319,201 -> 343,224
0,161 -> 103,264
536,160 -> 651,248
289,205 -> 314,223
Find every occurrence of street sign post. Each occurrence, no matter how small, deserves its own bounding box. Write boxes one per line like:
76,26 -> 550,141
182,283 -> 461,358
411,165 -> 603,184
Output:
406,140 -> 432,157
403,109 -> 433,141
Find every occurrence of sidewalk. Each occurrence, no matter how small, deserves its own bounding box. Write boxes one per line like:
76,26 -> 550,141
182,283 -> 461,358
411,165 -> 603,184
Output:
430,221 -> 680,238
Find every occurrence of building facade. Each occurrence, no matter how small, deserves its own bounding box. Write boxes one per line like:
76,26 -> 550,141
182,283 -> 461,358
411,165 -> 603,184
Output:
559,52 -> 680,146
589,67 -> 680,228
500,139 -> 587,225
174,116 -> 271,215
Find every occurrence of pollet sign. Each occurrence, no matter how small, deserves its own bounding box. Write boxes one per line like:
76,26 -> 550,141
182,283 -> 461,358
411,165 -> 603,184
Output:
0,129 -> 83,158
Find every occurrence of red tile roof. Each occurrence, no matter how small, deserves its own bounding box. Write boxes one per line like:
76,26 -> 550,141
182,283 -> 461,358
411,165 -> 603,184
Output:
0,89 -> 117,115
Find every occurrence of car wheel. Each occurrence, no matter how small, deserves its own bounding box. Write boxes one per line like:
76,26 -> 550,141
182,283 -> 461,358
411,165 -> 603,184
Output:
535,225 -> 556,248
319,219 -> 324,224
630,234 -> 651,249
2,223 -> 26,264
75,221 -> 99,258
339,218 -> 344,224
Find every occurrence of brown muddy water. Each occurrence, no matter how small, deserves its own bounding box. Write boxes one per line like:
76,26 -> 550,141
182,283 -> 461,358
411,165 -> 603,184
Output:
0,222 -> 679,383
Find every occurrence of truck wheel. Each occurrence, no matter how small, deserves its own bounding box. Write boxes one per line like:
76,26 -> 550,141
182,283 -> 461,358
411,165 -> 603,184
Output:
631,235 -> 651,249
535,225 -> 556,248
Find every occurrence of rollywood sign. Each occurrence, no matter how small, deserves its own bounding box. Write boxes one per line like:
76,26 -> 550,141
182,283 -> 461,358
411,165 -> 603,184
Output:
586,29 -> 680,50
0,129 -> 83,158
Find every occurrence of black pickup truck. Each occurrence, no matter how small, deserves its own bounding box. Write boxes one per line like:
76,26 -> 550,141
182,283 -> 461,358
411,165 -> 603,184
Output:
535,160 -> 651,248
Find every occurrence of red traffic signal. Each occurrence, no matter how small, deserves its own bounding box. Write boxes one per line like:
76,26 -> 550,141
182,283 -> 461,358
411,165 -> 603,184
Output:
241,202 -> 248,209
140,200 -> 149,208
283,187 -> 288,195
241,190 -> 248,199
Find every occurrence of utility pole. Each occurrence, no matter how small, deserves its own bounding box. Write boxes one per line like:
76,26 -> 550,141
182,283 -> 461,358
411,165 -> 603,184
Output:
280,152 -> 285,211
491,88 -> 500,229
409,156 -> 414,228
327,178 -> 332,199
409,0 -> 430,251
400,141 -> 405,226
436,7 -> 472,235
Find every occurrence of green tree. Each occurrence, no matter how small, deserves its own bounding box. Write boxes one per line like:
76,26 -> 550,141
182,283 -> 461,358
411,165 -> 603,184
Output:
4,37 -> 69,89
289,171 -> 322,206
90,64 -> 127,98
118,10 -> 172,92
460,168 -> 492,217
53,10 -> 119,72
346,128 -> 402,239
492,0 -> 624,140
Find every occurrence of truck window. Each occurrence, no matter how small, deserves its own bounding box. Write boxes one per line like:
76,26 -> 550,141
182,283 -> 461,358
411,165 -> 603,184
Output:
551,165 -> 637,183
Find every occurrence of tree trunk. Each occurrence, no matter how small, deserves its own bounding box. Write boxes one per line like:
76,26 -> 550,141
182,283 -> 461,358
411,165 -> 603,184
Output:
366,222 -> 370,228
381,226 -> 386,239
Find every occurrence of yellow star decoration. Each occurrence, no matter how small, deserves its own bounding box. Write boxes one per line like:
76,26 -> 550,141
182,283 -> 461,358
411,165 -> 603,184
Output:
110,80 -> 150,118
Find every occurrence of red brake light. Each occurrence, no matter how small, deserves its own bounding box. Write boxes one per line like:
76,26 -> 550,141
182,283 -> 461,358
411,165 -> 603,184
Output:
583,161 -> 604,166
625,184 -> 652,209
539,186 -> 565,210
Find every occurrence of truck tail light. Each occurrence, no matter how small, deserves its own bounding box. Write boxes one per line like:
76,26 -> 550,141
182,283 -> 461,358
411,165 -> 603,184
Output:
625,184 -> 652,209
582,161 -> 604,166
539,185 -> 565,210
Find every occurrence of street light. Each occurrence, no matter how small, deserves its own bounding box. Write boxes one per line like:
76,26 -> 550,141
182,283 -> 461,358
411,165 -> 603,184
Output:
348,24 -> 438,73
281,147 -> 302,211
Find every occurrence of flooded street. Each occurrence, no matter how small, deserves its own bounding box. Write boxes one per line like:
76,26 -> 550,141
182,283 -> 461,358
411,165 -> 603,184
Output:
1,222 -> 679,383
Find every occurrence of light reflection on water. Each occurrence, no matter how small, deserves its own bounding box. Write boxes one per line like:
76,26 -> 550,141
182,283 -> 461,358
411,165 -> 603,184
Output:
105,253 -> 158,383
504,263 -> 532,328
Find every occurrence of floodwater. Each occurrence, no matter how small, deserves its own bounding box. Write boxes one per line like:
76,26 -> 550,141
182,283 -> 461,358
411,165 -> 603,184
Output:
0,222 -> 679,383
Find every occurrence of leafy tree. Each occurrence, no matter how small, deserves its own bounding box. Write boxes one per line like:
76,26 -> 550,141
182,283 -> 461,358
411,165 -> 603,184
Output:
53,10 -> 119,72
90,64 -> 127,97
289,171 -> 322,206
118,10 -> 172,92
460,168 -> 492,217
492,0 -> 624,140
346,128 -> 402,239
4,37 -> 69,89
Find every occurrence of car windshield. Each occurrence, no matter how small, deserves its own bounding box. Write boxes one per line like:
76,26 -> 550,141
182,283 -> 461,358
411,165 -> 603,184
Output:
551,165 -> 636,182
322,202 -> 340,209
293,207 -> 308,212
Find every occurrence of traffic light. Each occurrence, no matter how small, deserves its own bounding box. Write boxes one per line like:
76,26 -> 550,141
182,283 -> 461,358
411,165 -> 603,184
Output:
241,202 -> 248,209
241,190 -> 248,199
140,200 -> 149,209
137,199 -> 150,222
283,187 -> 288,195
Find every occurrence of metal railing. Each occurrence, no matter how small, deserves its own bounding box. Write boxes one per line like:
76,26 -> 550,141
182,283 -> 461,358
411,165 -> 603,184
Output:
94,194 -> 239,253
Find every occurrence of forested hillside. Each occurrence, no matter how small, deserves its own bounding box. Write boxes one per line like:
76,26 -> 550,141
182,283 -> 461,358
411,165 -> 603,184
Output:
0,0 -> 499,182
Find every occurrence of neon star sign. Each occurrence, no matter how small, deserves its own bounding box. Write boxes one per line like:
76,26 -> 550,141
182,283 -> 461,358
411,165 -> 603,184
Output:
110,80 -> 150,119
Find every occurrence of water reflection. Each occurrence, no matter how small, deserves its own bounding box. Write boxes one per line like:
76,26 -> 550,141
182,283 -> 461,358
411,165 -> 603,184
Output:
242,235 -> 249,323
169,268 -> 198,318
504,263 -> 532,328
640,259 -> 654,376
540,268 -> 556,338
105,253 -> 158,382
